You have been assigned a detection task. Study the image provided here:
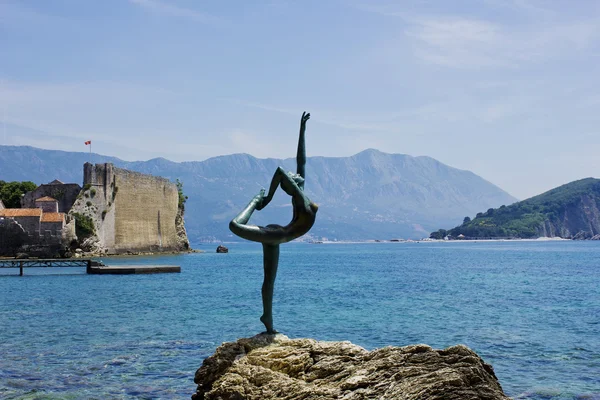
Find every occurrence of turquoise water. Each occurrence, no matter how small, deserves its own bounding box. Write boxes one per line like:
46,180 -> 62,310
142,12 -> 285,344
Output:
0,241 -> 599,399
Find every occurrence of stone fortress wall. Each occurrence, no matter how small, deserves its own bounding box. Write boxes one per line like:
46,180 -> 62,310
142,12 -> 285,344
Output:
72,163 -> 181,254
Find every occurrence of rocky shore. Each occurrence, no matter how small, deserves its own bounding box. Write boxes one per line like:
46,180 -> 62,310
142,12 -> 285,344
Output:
72,248 -> 203,258
193,334 -> 509,400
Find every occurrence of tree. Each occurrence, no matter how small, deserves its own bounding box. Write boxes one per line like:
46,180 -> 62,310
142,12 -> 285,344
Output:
429,229 -> 447,240
71,212 -> 95,239
463,216 -> 471,224
176,179 -> 188,212
0,180 -> 37,208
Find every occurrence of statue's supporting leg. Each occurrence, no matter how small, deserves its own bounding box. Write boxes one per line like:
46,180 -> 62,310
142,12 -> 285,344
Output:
260,243 -> 280,334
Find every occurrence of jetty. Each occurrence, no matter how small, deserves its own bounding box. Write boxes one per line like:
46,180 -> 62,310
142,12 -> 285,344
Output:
0,259 -> 180,276
86,265 -> 181,274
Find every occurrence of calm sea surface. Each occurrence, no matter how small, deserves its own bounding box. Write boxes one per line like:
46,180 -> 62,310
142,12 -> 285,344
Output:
0,241 -> 599,399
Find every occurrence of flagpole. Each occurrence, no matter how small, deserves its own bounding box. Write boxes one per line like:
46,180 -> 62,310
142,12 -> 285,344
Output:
85,140 -> 92,163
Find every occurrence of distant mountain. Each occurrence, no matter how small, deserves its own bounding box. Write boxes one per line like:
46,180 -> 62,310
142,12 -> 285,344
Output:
430,178 -> 600,239
0,145 -> 517,242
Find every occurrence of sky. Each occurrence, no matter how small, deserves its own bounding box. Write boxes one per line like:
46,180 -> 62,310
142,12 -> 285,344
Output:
1,0 -> 599,199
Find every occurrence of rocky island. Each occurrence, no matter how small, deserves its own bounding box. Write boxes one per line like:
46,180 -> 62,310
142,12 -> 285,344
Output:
192,334 -> 509,400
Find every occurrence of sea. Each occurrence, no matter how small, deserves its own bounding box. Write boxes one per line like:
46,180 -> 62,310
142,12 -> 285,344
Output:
0,241 -> 599,399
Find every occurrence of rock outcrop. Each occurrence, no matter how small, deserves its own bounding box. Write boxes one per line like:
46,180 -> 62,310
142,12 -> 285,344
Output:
192,334 -> 509,400
176,207 -> 191,250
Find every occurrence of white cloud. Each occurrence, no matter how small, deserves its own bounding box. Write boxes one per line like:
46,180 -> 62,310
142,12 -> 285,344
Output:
353,1 -> 600,69
482,0 -> 556,18
129,0 -> 222,25
405,15 -> 599,68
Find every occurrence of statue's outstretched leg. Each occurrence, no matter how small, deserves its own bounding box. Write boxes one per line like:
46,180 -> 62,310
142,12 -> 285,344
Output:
260,243 -> 279,334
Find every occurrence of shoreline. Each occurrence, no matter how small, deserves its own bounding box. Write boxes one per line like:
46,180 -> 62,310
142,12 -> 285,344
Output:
304,237 -> 573,244
215,237 -> 577,245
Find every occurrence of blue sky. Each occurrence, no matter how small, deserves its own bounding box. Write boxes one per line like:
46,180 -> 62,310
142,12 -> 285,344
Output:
1,0 -> 599,199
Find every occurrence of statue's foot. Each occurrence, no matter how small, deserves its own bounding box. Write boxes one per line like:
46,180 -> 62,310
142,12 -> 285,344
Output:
260,315 -> 276,334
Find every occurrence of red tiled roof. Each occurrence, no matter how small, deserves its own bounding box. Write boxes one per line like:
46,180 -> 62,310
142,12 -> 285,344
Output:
41,212 -> 65,223
35,196 -> 58,202
0,208 -> 42,217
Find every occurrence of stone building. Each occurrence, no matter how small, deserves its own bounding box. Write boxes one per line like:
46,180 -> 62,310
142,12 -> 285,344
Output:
0,206 -> 66,237
0,208 -> 42,234
35,196 -> 59,213
0,205 -> 67,257
40,212 -> 66,235
21,180 -> 81,213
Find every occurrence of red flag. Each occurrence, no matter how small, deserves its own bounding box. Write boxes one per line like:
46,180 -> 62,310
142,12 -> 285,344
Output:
85,140 -> 91,145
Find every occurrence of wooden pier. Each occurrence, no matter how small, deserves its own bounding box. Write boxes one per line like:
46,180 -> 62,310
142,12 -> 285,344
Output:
87,265 -> 181,274
0,259 -> 180,276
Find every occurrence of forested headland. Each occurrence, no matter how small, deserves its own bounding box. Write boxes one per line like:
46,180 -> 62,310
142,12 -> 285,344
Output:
431,178 -> 600,240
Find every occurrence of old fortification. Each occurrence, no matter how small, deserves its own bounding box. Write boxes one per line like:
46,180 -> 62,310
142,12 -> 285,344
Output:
69,163 -> 189,254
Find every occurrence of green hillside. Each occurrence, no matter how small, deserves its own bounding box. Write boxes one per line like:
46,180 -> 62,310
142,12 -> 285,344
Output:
430,178 -> 600,239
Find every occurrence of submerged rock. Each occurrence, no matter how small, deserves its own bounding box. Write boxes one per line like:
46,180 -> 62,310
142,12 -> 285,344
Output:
192,334 -> 509,400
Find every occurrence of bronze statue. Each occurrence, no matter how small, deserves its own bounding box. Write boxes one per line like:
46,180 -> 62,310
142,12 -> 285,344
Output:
229,112 -> 318,334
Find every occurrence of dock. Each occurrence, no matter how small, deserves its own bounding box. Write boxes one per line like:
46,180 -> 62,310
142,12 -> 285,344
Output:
87,265 -> 181,274
0,259 -> 180,276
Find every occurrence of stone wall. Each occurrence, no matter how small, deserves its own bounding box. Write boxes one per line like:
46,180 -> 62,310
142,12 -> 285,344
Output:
71,163 -> 183,254
0,219 -> 28,256
36,200 -> 59,213
11,216 -> 41,236
112,168 -> 179,253
22,183 -> 81,213
0,217 -> 65,257
41,221 -> 63,235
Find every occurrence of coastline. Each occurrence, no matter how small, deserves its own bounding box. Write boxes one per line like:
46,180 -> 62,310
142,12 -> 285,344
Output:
303,237 -> 572,244
76,249 -> 203,258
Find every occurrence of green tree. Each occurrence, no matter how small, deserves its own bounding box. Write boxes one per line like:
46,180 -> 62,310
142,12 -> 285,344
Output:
429,229 -> 447,240
0,180 -> 37,208
176,179 -> 188,212
463,216 -> 471,224
71,212 -> 95,239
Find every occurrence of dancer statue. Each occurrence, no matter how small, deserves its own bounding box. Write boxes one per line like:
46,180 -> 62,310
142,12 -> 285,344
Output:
229,112 -> 318,334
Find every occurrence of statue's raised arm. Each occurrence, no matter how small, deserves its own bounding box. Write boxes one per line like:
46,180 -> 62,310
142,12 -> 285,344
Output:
296,112 -> 310,190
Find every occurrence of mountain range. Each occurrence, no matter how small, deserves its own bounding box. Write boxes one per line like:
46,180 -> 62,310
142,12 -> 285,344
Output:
0,145 -> 517,243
